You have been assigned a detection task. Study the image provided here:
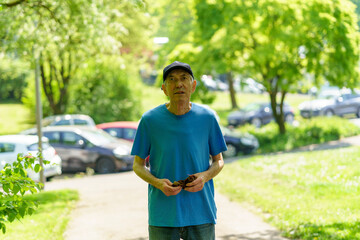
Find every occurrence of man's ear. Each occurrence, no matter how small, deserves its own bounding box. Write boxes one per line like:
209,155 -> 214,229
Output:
191,80 -> 197,93
162,84 -> 168,96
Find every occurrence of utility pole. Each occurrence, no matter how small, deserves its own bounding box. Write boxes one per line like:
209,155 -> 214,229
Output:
34,49 -> 45,187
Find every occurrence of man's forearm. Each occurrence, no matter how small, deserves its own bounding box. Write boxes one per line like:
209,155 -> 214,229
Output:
133,156 -> 162,189
203,153 -> 224,182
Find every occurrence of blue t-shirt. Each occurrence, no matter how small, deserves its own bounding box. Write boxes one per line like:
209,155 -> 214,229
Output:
131,103 -> 227,227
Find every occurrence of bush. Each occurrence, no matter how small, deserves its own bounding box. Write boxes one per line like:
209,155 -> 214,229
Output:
0,153 -> 47,234
239,117 -> 360,153
68,56 -> 142,123
0,55 -> 30,101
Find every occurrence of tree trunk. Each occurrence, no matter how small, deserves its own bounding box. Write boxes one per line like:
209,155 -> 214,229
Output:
227,72 -> 238,109
269,90 -> 286,134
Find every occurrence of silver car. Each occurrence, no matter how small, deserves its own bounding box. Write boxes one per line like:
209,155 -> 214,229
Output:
23,126 -> 134,174
0,135 -> 62,181
299,93 -> 360,118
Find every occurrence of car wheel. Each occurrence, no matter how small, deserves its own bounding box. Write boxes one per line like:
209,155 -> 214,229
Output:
250,118 -> 262,128
357,107 -> 360,118
324,109 -> 334,117
223,143 -> 238,158
284,114 -> 294,124
96,158 -> 115,174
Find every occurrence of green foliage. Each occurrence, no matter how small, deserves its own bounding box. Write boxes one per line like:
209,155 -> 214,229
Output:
0,54 -> 30,101
67,56 -> 142,123
216,147 -> 360,239
0,154 -> 45,234
239,117 -> 360,153
192,0 -> 360,134
1,0 -> 153,115
148,0 -> 216,104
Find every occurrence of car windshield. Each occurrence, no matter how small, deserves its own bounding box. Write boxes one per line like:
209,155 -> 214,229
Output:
242,103 -> 262,112
220,126 -> 231,135
81,129 -> 117,145
42,117 -> 55,127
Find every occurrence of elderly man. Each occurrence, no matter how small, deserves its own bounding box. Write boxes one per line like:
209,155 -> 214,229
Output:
131,61 -> 227,240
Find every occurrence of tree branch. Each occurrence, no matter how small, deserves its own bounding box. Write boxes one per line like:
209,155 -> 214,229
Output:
0,0 -> 27,7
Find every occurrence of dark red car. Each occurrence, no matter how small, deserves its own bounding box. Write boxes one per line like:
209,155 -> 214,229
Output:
96,121 -> 138,142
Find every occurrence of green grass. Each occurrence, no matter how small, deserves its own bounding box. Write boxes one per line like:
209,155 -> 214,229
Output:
0,101 -> 34,135
215,147 -> 360,239
3,189 -> 79,240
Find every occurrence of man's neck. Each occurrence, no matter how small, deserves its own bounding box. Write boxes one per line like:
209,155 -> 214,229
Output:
166,101 -> 192,115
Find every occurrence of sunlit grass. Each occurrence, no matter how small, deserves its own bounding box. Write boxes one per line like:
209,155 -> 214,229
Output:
0,102 -> 34,135
3,189 -> 79,240
216,147 -> 360,239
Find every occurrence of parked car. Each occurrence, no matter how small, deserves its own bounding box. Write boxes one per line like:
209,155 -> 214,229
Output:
235,78 -> 265,94
299,93 -> 360,118
0,135 -> 62,181
227,102 -> 295,128
96,121 -> 138,142
23,126 -> 134,174
220,126 -> 259,158
201,75 -> 229,91
42,114 -> 96,127
21,114 -> 96,135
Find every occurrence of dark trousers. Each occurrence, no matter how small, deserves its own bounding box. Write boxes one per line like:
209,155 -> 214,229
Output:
149,223 -> 215,240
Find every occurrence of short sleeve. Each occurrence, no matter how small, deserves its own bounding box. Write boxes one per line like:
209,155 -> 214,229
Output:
131,117 -> 151,159
208,117 -> 227,156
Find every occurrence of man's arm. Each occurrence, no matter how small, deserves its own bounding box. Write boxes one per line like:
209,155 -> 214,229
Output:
133,155 -> 181,196
185,152 -> 225,192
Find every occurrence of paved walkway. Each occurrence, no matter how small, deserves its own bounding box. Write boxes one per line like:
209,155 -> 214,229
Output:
45,135 -> 360,240
46,172 -> 286,240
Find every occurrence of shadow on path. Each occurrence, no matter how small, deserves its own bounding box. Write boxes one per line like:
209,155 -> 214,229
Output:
218,229 -> 286,240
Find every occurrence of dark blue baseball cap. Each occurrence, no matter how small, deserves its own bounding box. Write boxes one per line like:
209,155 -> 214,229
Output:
163,61 -> 194,82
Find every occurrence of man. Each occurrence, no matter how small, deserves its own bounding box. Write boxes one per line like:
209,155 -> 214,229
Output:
131,61 -> 227,240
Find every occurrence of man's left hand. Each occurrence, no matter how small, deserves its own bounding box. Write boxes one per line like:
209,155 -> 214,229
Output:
184,173 -> 206,192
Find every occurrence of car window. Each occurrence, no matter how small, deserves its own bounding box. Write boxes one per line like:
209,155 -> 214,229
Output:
53,119 -> 71,126
123,128 -> 136,141
82,129 -> 116,145
74,119 -> 90,125
63,132 -> 83,146
44,132 -> 61,144
27,142 -> 50,151
0,143 -> 15,153
103,128 -> 121,138
243,103 -> 261,112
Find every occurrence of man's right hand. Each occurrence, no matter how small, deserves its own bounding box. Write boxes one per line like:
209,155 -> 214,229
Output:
158,179 -> 182,196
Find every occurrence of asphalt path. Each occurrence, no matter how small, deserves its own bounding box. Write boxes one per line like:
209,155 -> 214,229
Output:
45,171 -> 287,240
44,134 -> 360,240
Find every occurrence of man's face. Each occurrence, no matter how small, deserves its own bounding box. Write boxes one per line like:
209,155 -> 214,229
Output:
162,69 -> 196,101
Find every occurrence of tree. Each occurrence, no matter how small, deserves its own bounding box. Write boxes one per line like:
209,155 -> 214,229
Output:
147,0 -> 217,104
194,0 -> 360,134
1,0 -> 152,115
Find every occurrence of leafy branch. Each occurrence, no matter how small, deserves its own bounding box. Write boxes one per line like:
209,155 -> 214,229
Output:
0,153 -> 49,234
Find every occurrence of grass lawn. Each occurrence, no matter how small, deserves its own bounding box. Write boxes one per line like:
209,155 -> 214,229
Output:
215,146 -> 360,239
0,101 -> 34,135
3,189 -> 79,240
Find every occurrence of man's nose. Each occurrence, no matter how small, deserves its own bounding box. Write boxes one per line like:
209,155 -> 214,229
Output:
175,79 -> 184,87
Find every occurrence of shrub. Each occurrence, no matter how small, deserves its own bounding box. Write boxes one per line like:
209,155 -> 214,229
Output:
0,153 -> 47,234
68,56 -> 142,123
239,117 -> 360,153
